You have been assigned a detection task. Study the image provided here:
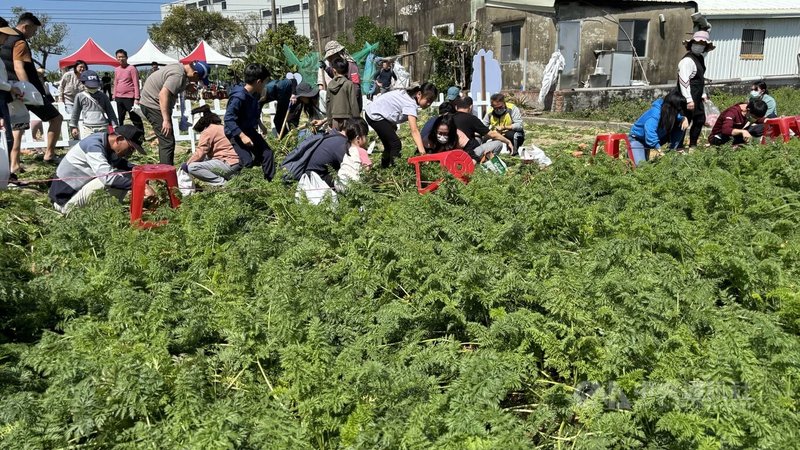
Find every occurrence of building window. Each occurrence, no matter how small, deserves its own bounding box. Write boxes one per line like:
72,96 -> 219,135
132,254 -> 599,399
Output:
221,1 -> 226,9
433,23 -> 455,38
288,20 -> 295,27
500,24 -> 521,61
740,29 -> 766,59
261,9 -> 271,17
617,20 -> 649,57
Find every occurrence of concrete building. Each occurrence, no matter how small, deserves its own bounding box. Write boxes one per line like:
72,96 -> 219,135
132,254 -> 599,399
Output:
161,0 -> 311,39
312,0 -> 700,91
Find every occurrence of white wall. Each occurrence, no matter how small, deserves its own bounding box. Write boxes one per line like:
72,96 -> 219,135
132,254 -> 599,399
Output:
704,18 -> 800,80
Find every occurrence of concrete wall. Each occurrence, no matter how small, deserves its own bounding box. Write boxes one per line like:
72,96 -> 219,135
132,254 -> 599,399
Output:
311,0 -> 473,80
555,2 -> 695,87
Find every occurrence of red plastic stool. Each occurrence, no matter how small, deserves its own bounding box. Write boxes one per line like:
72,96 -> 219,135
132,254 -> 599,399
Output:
130,164 -> 181,228
760,116 -> 799,144
407,150 -> 475,194
592,133 -> 636,166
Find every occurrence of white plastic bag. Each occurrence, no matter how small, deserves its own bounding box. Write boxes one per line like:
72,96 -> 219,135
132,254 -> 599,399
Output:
519,145 -> 553,168
177,168 -> 195,197
0,129 -> 8,191
296,172 -> 337,205
704,99 -> 720,127
13,81 -> 44,106
8,99 -> 29,126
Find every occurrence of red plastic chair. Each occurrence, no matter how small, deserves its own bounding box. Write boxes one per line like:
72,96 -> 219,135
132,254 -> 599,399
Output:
592,133 -> 636,166
130,164 -> 181,228
407,150 -> 475,194
760,116 -> 799,144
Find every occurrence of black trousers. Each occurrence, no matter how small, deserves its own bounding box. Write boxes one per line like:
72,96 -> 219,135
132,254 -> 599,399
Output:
502,129 -> 525,154
116,97 -> 144,131
680,100 -> 705,147
366,116 -> 401,168
231,130 -> 275,180
140,104 -> 176,165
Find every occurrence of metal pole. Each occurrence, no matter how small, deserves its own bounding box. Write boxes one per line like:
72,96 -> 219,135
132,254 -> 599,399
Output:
300,0 -> 305,36
522,47 -> 528,91
271,0 -> 278,31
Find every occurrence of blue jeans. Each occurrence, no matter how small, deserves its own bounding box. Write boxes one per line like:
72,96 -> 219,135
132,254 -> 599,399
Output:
629,129 -> 683,164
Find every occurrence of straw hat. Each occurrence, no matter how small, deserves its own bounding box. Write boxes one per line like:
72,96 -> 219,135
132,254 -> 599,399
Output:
683,30 -> 716,51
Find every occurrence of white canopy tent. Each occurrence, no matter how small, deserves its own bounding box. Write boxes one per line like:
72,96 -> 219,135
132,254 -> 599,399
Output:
128,39 -> 178,66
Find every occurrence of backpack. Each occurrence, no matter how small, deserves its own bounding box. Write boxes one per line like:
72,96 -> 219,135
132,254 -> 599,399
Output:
280,132 -> 341,183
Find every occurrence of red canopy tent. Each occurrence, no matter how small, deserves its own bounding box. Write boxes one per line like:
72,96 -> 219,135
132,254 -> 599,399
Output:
179,41 -> 232,66
59,38 -> 119,69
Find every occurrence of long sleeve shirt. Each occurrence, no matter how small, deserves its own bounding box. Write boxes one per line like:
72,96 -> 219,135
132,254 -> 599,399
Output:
113,65 -> 140,100
70,91 -> 119,128
677,58 -> 697,103
482,104 -> 524,131
224,85 -> 261,138
191,124 -> 239,166
710,103 -> 747,137
49,133 -> 134,206
59,71 -> 84,105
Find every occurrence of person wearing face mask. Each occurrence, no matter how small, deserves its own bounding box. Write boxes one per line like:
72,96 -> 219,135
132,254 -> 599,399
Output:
708,99 -> 767,146
482,93 -> 525,155
424,114 -> 469,154
676,30 -> 715,149
746,81 -> 778,138
70,70 -> 118,140
365,82 -> 438,168
59,60 -> 87,114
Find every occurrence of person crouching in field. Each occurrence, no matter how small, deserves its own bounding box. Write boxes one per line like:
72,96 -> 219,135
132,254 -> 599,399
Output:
49,125 -> 152,214
365,82 -> 438,168
482,93 -> 525,155
628,91 -> 688,164
226,63 -> 275,180
70,70 -> 118,140
180,109 -> 240,186
708,99 -> 767,146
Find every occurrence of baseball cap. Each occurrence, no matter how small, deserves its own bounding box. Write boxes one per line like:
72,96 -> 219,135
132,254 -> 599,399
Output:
114,125 -> 145,154
445,86 -> 461,102
80,70 -> 101,88
191,60 -> 210,86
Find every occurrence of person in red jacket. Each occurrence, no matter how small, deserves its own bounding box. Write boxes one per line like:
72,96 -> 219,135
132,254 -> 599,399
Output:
708,99 -> 767,146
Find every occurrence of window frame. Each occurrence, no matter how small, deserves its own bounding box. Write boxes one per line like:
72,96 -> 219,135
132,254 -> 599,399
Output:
740,29 -> 766,60
617,19 -> 649,58
499,23 -> 522,62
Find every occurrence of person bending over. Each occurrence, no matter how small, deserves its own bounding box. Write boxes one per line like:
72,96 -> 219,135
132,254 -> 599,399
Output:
628,91 -> 687,164
708,99 -> 767,146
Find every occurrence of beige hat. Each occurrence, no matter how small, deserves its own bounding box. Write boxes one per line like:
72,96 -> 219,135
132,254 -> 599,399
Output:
323,40 -> 345,59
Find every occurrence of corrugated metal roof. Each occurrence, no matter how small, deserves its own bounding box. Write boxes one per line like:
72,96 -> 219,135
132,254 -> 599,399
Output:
696,0 -> 800,17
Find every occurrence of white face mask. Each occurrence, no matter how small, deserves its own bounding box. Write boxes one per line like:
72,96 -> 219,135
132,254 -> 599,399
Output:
691,43 -> 706,55
436,134 -> 448,144
750,90 -> 761,98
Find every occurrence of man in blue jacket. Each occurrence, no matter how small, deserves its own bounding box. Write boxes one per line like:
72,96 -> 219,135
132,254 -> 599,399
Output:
225,63 -> 275,180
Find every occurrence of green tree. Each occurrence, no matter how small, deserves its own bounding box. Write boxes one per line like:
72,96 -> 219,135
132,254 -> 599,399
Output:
337,16 -> 398,56
148,6 -> 241,55
10,6 -> 68,69
244,23 -> 312,78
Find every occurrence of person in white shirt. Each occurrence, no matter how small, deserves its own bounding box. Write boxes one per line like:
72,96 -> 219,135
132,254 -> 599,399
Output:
364,82 -> 438,168
676,30 -> 715,148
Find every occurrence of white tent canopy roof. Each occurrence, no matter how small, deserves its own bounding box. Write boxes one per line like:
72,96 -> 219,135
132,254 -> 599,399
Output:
128,39 -> 178,66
